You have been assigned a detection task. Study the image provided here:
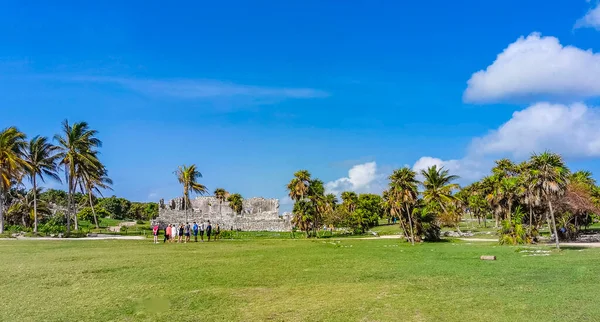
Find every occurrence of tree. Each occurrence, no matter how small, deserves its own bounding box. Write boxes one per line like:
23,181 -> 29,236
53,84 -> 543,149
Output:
174,164 -> 208,222
353,194 -> 384,233
98,196 -> 130,220
529,152 -> 570,249
214,188 -> 229,217
54,120 -> 102,234
287,170 -> 311,202
388,167 -> 419,245
23,136 -> 60,233
420,165 -> 460,232
227,193 -> 244,215
0,127 -> 28,234
77,162 -> 112,228
7,187 -> 51,227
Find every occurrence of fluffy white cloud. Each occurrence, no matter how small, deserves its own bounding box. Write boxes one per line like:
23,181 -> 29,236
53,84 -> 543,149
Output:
464,33 -> 600,103
413,102 -> 600,183
470,102 -> 600,158
575,4 -> 600,30
325,162 -> 384,195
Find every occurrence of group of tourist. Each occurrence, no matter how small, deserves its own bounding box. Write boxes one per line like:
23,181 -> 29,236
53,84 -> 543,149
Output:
152,221 -> 220,243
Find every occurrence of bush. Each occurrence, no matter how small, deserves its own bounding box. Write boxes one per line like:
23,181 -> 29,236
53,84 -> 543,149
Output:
77,207 -> 111,222
40,215 -> 66,234
219,230 -> 233,239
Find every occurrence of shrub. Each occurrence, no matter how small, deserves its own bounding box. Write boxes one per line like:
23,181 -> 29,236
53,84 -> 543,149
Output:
77,207 -> 111,222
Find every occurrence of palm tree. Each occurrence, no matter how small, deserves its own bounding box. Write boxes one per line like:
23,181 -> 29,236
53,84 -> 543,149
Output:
214,188 -> 229,217
529,152 -> 570,249
287,170 -> 311,202
498,176 -> 522,222
0,127 -> 28,234
388,167 -> 419,245
7,187 -> 51,228
23,136 -> 61,233
227,193 -> 244,215
77,162 -> 112,229
421,165 -> 461,232
175,164 -> 208,222
54,120 -> 102,234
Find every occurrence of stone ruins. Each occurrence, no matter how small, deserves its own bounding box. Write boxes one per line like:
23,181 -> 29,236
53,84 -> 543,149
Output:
153,196 -> 293,232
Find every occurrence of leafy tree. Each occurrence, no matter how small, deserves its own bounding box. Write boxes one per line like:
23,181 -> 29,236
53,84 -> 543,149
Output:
23,136 -> 61,233
77,207 -> 111,222
0,127 -> 28,234
55,120 -> 102,234
143,203 -> 158,220
39,189 -> 69,206
97,196 -> 131,220
352,193 -> 383,233
175,164 -> 208,222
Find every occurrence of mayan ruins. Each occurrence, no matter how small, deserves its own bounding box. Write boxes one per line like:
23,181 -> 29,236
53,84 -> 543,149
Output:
153,196 -> 293,231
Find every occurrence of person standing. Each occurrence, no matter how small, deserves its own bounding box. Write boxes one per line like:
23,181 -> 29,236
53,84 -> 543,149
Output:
164,224 -> 170,243
214,223 -> 220,241
206,221 -> 212,242
199,221 -> 205,242
178,224 -> 184,243
184,222 -> 191,243
152,224 -> 159,244
192,222 -> 199,242
170,224 -> 176,242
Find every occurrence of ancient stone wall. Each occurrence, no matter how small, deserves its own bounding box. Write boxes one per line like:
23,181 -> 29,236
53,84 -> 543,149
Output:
153,196 -> 292,232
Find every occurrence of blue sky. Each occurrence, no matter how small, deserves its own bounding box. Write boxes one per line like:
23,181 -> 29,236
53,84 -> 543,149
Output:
3,1 -> 600,211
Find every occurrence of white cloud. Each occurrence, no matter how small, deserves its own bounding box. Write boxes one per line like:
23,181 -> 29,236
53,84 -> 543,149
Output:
52,75 -> 329,101
412,102 -> 600,183
470,102 -> 600,158
464,33 -> 600,103
325,162 -> 385,195
575,4 -> 600,30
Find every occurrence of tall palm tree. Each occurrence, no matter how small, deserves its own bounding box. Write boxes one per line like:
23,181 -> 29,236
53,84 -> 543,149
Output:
0,127 -> 28,234
287,170 -> 311,202
23,136 -> 61,233
388,167 -> 419,245
498,176 -> 522,222
214,188 -> 229,216
77,162 -> 112,229
175,164 -> 208,222
529,152 -> 570,249
54,120 -> 102,234
421,165 -> 461,232
227,193 -> 244,215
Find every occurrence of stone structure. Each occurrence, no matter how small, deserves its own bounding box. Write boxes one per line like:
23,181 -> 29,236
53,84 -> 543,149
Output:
153,196 -> 293,232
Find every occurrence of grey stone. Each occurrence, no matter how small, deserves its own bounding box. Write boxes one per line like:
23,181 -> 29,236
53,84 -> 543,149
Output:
152,196 -> 292,232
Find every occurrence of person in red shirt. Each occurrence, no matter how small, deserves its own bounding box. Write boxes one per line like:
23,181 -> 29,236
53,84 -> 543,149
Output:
152,224 -> 159,244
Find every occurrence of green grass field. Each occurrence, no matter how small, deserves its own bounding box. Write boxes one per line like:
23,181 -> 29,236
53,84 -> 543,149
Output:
1,239 -> 599,322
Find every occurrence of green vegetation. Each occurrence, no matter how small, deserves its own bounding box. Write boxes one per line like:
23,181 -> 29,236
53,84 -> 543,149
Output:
1,239 -> 599,321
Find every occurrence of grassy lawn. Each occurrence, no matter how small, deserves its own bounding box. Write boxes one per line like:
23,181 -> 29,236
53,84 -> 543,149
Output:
1,239 -> 599,322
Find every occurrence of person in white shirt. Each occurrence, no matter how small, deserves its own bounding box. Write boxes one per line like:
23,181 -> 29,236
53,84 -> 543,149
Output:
199,222 -> 205,241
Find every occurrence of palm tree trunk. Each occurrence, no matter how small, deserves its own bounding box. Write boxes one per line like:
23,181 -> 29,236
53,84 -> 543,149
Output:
65,166 -> 71,235
405,204 -> 415,246
548,200 -> 560,249
88,190 -> 99,229
0,190 -> 4,234
33,176 -> 38,233
72,177 -> 79,231
529,206 -> 533,234
507,201 -> 512,223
